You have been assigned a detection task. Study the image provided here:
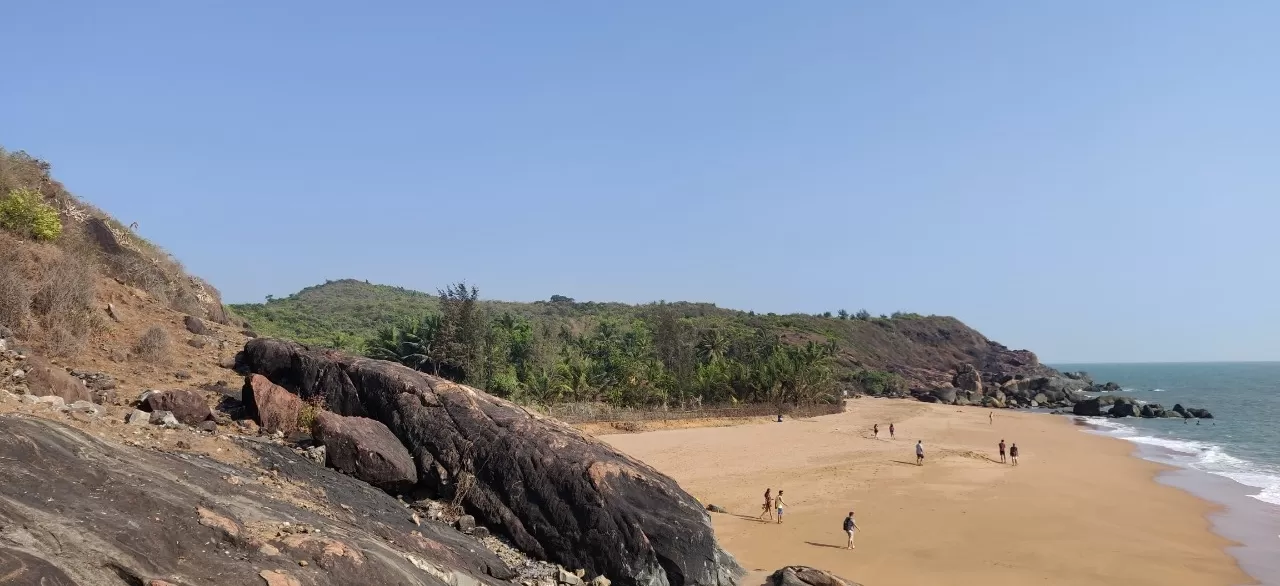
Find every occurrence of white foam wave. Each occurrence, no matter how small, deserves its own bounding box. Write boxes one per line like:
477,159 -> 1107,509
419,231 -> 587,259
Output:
1150,388 -> 1167,392
1080,420 -> 1280,507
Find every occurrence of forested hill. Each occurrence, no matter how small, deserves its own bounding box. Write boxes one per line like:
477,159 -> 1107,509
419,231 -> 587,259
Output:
230,279 -> 1055,407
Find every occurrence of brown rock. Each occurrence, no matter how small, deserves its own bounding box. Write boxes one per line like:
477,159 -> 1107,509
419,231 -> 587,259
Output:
143,390 -> 212,425
314,411 -> 417,491
24,359 -> 91,403
183,315 -> 207,335
768,566 -> 863,586
245,374 -> 302,434
259,570 -> 302,586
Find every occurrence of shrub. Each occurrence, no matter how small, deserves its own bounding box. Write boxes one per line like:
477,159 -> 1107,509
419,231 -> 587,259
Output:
0,252 -> 31,332
0,188 -> 62,241
298,395 -> 327,434
132,326 -> 172,363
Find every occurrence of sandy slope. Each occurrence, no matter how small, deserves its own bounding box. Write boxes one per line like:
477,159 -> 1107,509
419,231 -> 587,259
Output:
602,399 -> 1254,586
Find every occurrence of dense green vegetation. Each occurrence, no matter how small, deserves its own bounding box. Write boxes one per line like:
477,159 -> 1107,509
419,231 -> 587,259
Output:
0,187 -> 63,241
229,280 -> 1010,408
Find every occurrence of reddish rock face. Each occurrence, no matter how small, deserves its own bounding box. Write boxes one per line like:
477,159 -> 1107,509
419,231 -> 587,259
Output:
313,411 -> 416,492
244,374 -> 302,434
143,390 -> 212,425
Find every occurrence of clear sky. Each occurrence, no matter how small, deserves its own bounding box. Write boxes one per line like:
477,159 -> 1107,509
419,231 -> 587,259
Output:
2,2 -> 1278,363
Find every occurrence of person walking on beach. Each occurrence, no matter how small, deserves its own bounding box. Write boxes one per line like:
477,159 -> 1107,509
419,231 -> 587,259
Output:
998,439 -> 1006,464
989,412 -> 993,425
843,511 -> 859,549
775,491 -> 788,524
915,440 -> 925,465
1010,443 -> 1019,465
873,424 -> 879,438
889,423 -> 896,439
758,488 -> 774,521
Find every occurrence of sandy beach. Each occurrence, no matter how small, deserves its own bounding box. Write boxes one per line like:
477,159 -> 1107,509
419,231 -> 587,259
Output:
601,400 -> 1256,586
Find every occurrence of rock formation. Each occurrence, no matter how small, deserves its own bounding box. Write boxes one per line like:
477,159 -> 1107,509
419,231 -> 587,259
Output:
141,389 -> 213,425
0,414 -> 512,585
314,410 -> 417,492
767,566 -> 862,586
239,338 -> 743,586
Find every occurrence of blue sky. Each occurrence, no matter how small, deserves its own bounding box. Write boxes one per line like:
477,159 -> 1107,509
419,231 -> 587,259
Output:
3,2 -> 1277,363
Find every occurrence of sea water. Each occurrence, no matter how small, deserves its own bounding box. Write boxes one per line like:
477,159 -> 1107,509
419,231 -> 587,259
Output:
1053,362 -> 1280,584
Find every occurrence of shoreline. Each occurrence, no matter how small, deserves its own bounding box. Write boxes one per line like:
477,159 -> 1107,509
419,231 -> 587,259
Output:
1077,419 -> 1279,585
601,399 -> 1254,585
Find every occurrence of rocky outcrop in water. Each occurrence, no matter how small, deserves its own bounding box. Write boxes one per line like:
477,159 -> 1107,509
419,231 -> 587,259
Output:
239,338 -> 744,586
0,413 -> 513,585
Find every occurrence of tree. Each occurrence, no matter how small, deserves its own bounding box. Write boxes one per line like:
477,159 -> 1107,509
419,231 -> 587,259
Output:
365,313 -> 442,372
695,328 -> 729,364
821,311 -> 832,318
436,282 -> 484,381
837,309 -> 849,320
855,309 -> 871,321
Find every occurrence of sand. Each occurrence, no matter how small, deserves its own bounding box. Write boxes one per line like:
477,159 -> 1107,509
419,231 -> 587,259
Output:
601,399 -> 1256,586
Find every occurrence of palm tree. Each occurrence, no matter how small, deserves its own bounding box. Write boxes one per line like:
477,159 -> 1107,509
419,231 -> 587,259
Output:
695,328 -> 729,364
365,314 -> 443,373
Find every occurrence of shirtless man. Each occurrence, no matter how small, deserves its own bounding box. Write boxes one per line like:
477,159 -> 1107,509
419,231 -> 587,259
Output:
998,439 -> 1007,464
873,424 -> 879,438
1010,443 -> 1020,465
889,423 -> 896,439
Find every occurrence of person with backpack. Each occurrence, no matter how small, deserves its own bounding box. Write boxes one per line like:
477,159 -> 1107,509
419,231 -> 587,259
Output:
843,511 -> 859,549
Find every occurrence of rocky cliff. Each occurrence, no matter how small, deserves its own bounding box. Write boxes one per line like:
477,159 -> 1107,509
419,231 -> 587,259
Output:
238,337 -> 744,586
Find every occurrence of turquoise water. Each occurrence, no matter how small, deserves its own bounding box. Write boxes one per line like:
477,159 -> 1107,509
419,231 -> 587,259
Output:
1053,362 -> 1280,507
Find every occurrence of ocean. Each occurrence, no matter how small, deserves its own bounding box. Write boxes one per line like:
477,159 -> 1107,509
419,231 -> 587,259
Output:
1053,362 -> 1280,584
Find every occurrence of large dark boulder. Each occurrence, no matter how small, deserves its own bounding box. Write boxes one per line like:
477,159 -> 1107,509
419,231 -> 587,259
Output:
1073,398 -> 1102,416
142,389 -> 212,425
1109,398 -> 1139,418
239,338 -> 743,586
0,414 -> 512,586
314,411 -> 417,492
952,364 -> 983,395
931,387 -> 957,405
1173,403 -> 1189,418
1140,403 -> 1163,418
768,566 -> 862,586
1187,408 -> 1214,419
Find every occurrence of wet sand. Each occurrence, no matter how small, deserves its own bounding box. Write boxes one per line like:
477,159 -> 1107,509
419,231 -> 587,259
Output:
602,399 -> 1256,586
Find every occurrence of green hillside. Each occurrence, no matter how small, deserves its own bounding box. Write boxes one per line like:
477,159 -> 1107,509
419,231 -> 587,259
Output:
231,279 -> 1053,408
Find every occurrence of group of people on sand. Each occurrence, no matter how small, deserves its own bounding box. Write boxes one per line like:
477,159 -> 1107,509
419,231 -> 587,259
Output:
758,488 -> 787,523
760,488 -> 861,549
871,422 -> 895,439
997,438 -> 1019,465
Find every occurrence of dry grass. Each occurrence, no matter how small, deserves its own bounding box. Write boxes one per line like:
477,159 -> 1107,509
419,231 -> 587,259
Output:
0,247 -> 32,332
0,232 -> 98,356
132,325 -> 172,364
